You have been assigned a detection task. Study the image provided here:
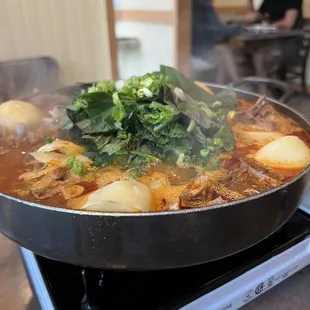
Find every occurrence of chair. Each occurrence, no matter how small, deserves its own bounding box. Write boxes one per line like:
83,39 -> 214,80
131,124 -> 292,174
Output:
231,76 -> 294,102
286,19 -> 310,92
268,19 -> 310,93
0,57 -> 61,103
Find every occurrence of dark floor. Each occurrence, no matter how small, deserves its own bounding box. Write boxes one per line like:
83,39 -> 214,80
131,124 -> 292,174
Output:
0,91 -> 310,310
0,237 -> 33,310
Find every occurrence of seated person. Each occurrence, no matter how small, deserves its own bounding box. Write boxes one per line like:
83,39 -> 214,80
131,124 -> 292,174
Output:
192,0 -> 242,84
244,0 -> 304,79
245,0 -> 303,30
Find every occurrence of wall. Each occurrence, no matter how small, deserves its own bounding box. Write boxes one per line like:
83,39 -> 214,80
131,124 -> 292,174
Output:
215,0 -> 246,6
305,0 -> 310,17
117,0 -> 173,11
115,0 -> 174,79
305,0 -> 310,85
0,0 -> 114,84
116,22 -> 174,79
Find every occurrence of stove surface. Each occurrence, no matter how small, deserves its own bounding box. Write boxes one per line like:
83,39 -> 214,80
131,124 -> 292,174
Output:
21,210 -> 310,310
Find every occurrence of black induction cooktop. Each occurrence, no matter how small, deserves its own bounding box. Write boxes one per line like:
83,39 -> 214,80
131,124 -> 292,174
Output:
21,210 -> 310,310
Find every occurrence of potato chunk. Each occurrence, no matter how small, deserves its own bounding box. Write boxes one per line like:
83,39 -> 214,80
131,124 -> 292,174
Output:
255,136 -> 310,170
0,100 -> 43,130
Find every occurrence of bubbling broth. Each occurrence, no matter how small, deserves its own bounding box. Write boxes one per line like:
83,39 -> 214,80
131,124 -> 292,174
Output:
0,68 -> 310,213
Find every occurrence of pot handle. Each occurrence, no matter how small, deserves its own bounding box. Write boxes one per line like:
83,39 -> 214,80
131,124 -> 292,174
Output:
231,76 -> 294,103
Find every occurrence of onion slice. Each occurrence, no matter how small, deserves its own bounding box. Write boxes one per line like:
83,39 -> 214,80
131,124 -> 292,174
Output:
234,128 -> 283,145
30,152 -> 91,165
61,185 -> 85,199
37,139 -> 84,155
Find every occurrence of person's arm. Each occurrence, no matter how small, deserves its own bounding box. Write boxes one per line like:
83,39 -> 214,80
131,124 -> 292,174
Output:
243,0 -> 264,24
206,2 -> 242,40
274,0 -> 302,30
247,0 -> 254,12
273,9 -> 299,30
243,12 -> 263,24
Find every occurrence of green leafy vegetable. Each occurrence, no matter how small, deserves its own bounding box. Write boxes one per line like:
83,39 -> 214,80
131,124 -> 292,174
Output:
100,133 -> 136,156
159,65 -> 215,104
168,87 -> 217,130
141,102 -> 179,126
62,65 -> 238,177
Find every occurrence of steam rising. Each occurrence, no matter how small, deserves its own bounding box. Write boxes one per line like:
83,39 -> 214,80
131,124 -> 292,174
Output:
0,57 -> 61,103
0,58 -> 76,146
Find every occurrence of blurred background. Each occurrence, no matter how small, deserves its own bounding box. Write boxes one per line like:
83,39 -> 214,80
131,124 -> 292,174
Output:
0,0 -> 309,100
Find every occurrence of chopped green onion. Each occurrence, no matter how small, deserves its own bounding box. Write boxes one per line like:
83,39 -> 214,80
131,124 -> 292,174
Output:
137,88 -> 147,98
213,138 -> 223,146
187,120 -> 196,132
115,80 -> 125,91
45,137 -> 53,144
142,76 -> 153,87
206,137 -> 212,144
117,131 -> 128,139
227,111 -> 236,119
200,149 -> 210,158
142,87 -> 153,98
212,101 -> 222,108
112,92 -> 121,105
66,156 -> 75,167
176,153 -> 185,166
66,156 -> 84,176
